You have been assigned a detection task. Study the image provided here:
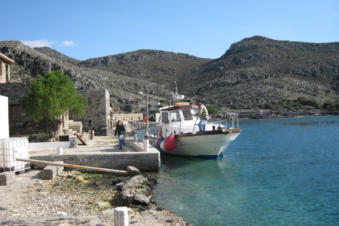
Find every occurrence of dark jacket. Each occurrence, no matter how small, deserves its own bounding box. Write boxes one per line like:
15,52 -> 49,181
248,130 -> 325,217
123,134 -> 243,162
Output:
115,124 -> 125,136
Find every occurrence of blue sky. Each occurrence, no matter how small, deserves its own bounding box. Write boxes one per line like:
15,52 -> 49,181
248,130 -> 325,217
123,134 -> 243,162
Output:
1,0 -> 338,60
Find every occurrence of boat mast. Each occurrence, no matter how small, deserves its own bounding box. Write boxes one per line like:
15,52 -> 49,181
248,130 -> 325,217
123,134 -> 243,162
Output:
175,81 -> 178,96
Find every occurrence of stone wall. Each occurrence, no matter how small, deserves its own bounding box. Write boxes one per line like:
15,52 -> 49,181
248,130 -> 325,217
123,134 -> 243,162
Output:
72,89 -> 111,135
0,82 -> 30,103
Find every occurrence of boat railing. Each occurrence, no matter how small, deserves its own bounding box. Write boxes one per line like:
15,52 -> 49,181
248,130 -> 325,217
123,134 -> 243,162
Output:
225,112 -> 240,129
208,113 -> 240,130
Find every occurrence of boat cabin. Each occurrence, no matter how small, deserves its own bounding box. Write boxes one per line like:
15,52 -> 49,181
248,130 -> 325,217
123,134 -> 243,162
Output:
157,102 -> 240,138
158,103 -> 203,137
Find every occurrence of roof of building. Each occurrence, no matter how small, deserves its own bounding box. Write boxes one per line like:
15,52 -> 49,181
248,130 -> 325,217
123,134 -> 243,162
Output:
0,53 -> 15,64
160,104 -> 193,112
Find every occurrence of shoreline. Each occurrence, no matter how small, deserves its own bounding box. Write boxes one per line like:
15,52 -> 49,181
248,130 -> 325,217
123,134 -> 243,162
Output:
213,109 -> 339,120
0,169 -> 189,226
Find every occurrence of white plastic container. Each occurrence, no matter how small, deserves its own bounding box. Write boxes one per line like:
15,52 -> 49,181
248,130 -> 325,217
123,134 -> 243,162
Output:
58,147 -> 64,155
0,137 -> 29,171
143,139 -> 149,152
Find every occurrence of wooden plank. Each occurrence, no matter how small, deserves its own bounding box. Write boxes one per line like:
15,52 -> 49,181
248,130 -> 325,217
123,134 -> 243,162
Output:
76,133 -> 87,145
229,128 -> 242,133
16,158 -> 129,175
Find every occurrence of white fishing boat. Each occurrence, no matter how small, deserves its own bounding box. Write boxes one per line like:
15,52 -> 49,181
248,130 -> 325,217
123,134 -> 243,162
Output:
154,102 -> 242,159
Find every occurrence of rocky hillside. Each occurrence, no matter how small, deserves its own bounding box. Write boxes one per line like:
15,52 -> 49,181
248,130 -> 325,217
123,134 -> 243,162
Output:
1,36 -> 339,113
35,47 -> 80,65
0,41 -> 174,111
181,36 -> 339,110
79,49 -> 209,84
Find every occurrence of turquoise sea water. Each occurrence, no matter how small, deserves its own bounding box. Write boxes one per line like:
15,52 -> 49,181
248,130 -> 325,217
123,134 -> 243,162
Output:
152,116 -> 339,226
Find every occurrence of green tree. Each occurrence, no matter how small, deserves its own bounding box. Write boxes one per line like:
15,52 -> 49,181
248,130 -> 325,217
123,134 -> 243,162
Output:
207,106 -> 219,116
21,70 -> 87,121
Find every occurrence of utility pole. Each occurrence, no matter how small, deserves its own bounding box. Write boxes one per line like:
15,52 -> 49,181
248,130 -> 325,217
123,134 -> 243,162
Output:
146,95 -> 149,137
143,95 -> 149,152
60,55 -> 63,71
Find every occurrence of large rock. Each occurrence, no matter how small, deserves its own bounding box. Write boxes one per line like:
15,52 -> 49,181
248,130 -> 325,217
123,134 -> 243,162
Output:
117,175 -> 156,205
40,161 -> 64,180
127,166 -> 140,175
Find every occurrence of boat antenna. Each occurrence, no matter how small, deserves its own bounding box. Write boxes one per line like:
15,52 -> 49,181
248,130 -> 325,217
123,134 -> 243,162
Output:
173,81 -> 178,102
175,81 -> 178,95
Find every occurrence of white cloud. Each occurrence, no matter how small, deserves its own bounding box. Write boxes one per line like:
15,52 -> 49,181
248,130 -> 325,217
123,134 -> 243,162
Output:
22,40 -> 54,48
22,40 -> 76,48
62,40 -> 76,46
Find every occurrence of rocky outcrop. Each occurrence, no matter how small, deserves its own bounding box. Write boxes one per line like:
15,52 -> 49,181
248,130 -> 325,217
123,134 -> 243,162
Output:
182,36 -> 339,109
116,175 -> 157,206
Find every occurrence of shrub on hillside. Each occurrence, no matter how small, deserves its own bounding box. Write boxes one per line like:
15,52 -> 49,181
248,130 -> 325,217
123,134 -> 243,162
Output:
207,106 -> 219,116
296,97 -> 319,108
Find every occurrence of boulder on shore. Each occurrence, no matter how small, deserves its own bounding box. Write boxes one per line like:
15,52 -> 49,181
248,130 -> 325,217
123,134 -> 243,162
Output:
116,175 -> 156,205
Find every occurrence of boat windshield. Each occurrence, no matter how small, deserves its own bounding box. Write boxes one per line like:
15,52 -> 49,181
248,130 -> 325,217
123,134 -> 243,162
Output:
182,109 -> 193,120
170,111 -> 181,122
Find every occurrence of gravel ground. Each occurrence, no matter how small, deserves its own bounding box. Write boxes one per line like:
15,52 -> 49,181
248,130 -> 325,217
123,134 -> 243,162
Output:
0,170 -> 189,226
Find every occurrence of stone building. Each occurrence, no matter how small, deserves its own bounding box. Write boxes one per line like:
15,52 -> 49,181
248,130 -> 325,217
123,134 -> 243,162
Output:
0,53 -> 15,84
1,53 -> 122,137
0,82 -> 30,135
0,82 -> 112,137
112,113 -> 143,123
0,82 -> 73,140
72,89 -> 112,135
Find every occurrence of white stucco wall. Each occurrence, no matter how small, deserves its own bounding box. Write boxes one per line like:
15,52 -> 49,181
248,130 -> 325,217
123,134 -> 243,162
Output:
0,95 -> 9,138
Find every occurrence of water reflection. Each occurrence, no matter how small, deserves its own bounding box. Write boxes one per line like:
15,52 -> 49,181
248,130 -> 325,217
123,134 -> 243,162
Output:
160,154 -> 238,176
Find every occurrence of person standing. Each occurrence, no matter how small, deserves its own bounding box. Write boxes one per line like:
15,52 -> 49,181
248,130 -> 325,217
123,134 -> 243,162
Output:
196,100 -> 209,132
115,120 -> 126,150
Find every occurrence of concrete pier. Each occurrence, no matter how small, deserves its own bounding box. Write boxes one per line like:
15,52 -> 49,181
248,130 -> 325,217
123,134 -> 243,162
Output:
29,136 -> 160,172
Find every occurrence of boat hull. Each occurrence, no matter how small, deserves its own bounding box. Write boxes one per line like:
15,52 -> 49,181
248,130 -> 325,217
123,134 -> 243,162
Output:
159,132 -> 240,158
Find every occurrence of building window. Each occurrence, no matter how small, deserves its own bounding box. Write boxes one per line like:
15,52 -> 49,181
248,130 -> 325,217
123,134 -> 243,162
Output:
170,111 -> 181,122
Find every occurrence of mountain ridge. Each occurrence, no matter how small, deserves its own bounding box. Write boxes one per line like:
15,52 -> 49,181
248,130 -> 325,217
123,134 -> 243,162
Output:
1,36 -> 338,112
